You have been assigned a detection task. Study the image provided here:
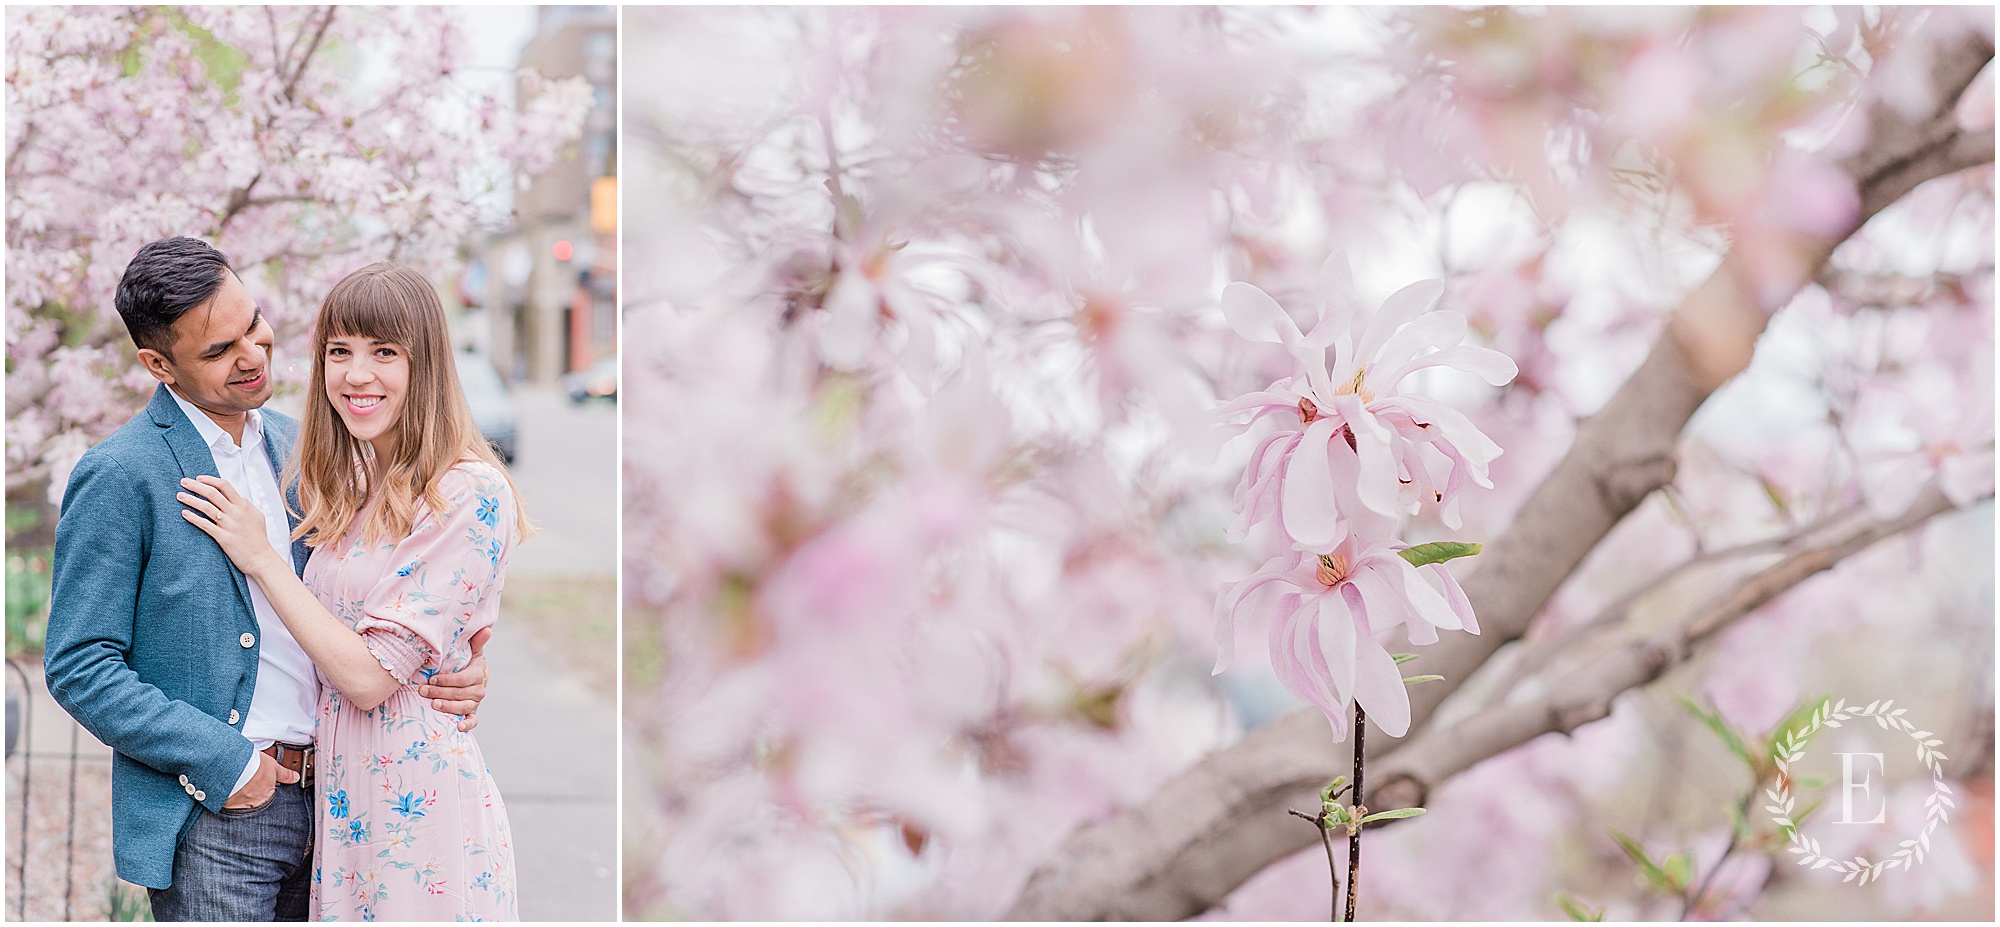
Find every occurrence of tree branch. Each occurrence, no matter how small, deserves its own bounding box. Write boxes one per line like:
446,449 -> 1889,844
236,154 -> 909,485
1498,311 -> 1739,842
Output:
282,7 -> 336,103
1362,488 -> 1974,811
1002,30 -> 1993,923
1486,502 -> 1867,700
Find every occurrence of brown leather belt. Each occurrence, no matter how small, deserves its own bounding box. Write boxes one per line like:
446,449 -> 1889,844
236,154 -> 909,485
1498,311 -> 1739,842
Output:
263,742 -> 315,788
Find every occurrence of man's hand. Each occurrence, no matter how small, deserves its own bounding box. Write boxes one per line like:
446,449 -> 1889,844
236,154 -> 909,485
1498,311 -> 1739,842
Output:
419,627 -> 492,732
223,750 -> 299,810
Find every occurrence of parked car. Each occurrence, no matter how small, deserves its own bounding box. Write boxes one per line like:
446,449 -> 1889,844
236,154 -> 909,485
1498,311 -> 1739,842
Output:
564,356 -> 618,404
456,350 -> 518,463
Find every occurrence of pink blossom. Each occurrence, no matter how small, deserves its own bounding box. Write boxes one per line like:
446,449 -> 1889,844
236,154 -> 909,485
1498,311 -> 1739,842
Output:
1212,538 -> 1478,740
1220,251 -> 1517,541
1852,359 -> 1996,518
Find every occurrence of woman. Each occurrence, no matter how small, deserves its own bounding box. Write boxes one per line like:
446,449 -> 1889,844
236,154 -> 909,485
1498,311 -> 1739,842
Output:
178,263 -> 528,921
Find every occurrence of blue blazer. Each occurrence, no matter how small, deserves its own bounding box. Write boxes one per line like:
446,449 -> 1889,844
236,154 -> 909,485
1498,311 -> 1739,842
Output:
43,384 -> 311,890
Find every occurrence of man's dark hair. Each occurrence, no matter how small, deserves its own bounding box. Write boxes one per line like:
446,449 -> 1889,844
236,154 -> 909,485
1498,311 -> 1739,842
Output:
114,237 -> 234,357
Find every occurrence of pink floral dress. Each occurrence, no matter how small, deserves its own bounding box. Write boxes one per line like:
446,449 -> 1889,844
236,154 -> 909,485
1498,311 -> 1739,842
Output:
303,462 -> 518,921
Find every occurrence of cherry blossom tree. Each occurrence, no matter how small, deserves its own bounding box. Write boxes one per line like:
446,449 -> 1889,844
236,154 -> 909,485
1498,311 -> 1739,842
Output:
621,6 -> 1993,920
5,5 -> 590,510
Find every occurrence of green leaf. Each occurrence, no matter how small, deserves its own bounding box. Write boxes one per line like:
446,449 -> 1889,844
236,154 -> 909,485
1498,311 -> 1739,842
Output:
1319,776 -> 1348,802
1794,776 -> 1826,790
1401,674 -> 1445,685
1397,541 -> 1483,567
1759,476 -> 1791,517
1391,653 -> 1420,665
1662,853 -> 1692,892
1610,829 -> 1672,892
1678,696 -> 1753,770
1555,892 -> 1604,922
1359,807 -> 1427,823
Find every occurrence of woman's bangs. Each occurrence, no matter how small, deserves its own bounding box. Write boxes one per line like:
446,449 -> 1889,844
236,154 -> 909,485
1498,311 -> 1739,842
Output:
321,273 -> 419,347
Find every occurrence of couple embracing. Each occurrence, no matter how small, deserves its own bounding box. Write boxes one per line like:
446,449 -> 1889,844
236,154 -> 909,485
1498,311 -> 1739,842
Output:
44,237 -> 524,921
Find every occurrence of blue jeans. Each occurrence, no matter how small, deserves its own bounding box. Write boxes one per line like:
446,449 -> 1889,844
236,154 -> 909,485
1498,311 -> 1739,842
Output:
148,783 -> 314,921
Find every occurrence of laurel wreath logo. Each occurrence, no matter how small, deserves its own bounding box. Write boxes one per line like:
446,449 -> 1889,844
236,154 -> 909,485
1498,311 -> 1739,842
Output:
1764,698 -> 1953,886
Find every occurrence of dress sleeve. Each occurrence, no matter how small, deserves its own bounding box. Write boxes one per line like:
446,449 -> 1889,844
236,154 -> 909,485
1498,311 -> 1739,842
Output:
355,465 -> 514,684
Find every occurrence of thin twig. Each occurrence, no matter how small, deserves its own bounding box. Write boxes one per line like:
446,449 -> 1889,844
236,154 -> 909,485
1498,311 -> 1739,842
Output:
1680,788 -> 1759,920
1497,502 -> 1866,695
1288,808 -> 1342,922
1345,704 -> 1365,923
282,7 -> 336,103
1323,823 -> 1341,922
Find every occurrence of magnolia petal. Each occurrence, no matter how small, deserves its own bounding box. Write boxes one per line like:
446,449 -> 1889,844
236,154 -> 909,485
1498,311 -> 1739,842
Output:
1276,591 -> 1349,740
1247,428 -> 1298,489
1281,417 -> 1346,549
1355,562 -> 1440,646
1296,596 -> 1351,734
1212,557 -> 1308,674
1424,562 -> 1478,635
1317,589 -> 1359,706
1347,561 -> 1412,632
1229,432 -> 1298,542
1403,611 -> 1439,645
1395,558 -> 1464,631
1315,425 -> 1394,543
1237,430 -> 1296,507
1356,278 -> 1444,368
1440,492 -> 1464,530
1309,250 -> 1360,348
1216,388 -> 1301,424
1384,344 -> 1519,389
1352,629 -> 1413,737
1269,597 -> 1310,712
1334,394 -> 1399,517
1267,592 -> 1316,716
1384,394 -> 1502,466
1221,281 -> 1300,345
1371,310 -> 1467,386
1396,445 -> 1440,514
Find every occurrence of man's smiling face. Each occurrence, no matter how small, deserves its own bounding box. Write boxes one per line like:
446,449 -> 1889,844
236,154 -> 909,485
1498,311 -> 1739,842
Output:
138,270 -> 275,422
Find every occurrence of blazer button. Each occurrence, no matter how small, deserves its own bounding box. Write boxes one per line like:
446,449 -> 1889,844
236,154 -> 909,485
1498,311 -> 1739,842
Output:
228,709 -> 241,725
184,783 -> 195,795
179,774 -> 190,786
194,790 -> 206,801
239,632 -> 256,648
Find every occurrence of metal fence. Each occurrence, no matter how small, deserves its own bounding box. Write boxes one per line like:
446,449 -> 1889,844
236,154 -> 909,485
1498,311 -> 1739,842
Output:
7,656 -> 118,922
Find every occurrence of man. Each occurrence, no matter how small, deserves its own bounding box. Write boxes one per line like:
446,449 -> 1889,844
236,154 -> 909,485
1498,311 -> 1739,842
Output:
43,237 -> 493,921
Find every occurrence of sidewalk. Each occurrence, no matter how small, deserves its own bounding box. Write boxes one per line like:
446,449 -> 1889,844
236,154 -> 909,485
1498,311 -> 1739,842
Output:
478,616 -> 619,921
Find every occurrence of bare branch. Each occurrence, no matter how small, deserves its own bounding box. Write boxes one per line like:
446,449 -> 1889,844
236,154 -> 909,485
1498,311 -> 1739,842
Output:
1363,488 -> 1974,811
1488,502 -> 1867,698
1003,30 -> 1994,923
282,7 -> 336,104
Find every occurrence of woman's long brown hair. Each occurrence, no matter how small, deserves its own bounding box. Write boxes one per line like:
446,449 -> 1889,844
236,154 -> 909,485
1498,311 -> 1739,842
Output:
287,263 -> 532,548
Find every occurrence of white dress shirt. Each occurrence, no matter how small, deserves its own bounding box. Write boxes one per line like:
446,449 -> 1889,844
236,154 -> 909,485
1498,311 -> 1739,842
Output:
168,388 -> 317,798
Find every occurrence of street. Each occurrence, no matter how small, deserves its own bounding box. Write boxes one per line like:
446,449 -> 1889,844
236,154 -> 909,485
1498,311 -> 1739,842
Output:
504,386 -> 618,578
